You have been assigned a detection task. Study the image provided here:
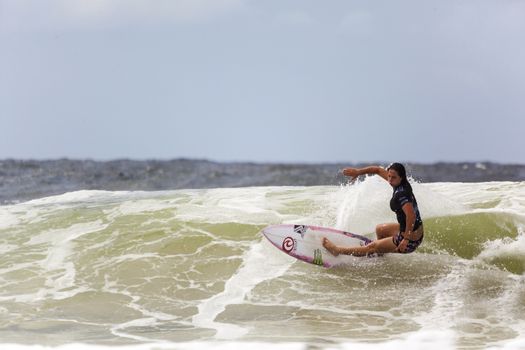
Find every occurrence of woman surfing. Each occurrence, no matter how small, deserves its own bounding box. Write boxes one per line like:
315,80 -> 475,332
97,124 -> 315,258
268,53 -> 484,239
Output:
323,163 -> 423,256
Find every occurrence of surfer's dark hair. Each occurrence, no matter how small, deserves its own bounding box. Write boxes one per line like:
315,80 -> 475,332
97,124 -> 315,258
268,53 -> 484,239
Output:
387,162 -> 413,193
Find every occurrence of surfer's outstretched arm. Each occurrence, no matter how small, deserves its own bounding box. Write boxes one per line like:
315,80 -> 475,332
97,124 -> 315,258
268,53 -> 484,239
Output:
342,166 -> 388,182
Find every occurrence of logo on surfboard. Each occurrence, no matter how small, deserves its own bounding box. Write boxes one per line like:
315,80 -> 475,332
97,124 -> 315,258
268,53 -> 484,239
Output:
293,225 -> 307,238
282,237 -> 296,253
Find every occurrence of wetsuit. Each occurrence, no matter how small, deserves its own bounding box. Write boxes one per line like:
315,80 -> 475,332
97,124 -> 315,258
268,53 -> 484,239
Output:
390,184 -> 423,253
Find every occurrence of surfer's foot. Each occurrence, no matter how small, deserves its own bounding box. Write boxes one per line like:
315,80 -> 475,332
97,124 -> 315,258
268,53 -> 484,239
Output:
322,238 -> 340,256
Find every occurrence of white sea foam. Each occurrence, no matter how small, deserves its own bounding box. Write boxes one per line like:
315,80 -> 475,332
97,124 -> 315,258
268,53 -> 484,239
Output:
0,243 -> 18,254
491,275 -> 525,340
104,198 -> 179,221
174,187 -> 316,225
192,240 -> 294,339
25,190 -> 130,206
0,330 -> 459,350
0,219 -> 107,303
332,176 -> 470,235
477,227 -> 525,263
23,220 -> 108,300
413,262 -> 467,334
426,181 -> 525,214
0,209 -> 21,230
333,176 -> 392,233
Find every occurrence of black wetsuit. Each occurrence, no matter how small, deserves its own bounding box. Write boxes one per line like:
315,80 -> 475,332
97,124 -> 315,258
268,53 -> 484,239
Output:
390,184 -> 423,253
390,184 -> 422,232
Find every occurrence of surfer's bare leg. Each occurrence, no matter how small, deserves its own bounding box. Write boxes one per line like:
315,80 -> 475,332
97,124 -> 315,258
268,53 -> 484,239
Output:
375,223 -> 400,240
323,237 -> 398,257
322,237 -> 341,256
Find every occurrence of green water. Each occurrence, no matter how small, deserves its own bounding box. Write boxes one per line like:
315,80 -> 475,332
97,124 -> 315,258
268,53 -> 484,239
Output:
0,181 -> 524,349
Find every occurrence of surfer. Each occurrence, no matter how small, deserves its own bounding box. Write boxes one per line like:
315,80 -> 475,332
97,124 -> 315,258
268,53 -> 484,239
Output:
323,163 -> 423,256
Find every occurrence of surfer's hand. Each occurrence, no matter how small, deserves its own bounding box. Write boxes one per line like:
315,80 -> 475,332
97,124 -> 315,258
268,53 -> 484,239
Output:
397,238 -> 408,253
342,168 -> 358,182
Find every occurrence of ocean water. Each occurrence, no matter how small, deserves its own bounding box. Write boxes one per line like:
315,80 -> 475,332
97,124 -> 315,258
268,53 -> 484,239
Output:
0,177 -> 524,349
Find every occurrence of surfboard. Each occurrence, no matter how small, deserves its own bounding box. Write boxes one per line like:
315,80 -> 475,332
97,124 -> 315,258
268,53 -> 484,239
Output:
260,224 -> 373,268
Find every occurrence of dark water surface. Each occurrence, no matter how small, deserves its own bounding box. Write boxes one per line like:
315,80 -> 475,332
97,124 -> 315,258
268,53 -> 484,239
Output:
1,159 -> 524,203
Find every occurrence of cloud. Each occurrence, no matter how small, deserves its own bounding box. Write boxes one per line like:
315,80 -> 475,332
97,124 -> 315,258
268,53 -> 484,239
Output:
0,0 -> 248,32
67,0 -> 246,22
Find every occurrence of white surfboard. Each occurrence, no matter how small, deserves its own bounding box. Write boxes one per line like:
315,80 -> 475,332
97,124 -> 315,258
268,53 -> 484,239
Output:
260,224 -> 373,267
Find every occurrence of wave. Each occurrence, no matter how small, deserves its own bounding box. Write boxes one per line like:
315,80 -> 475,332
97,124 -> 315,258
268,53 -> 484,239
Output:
0,180 -> 524,346
423,212 -> 525,274
3,180 -> 525,273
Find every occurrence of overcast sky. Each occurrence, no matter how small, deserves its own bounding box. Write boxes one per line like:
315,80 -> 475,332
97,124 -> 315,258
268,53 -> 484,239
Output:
1,0 -> 524,163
